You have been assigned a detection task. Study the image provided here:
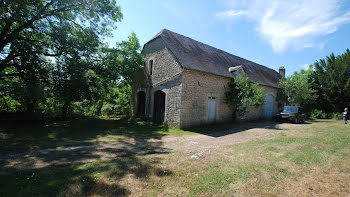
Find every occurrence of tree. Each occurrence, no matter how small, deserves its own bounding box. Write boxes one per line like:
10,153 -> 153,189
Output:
0,0 -> 123,116
95,33 -> 144,116
0,0 -> 122,79
278,68 -> 318,112
52,55 -> 98,118
101,32 -> 144,83
0,1 -> 145,118
309,49 -> 350,112
0,55 -> 51,114
225,76 -> 265,120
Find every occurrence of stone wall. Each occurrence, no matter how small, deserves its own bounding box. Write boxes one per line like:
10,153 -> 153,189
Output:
150,75 -> 183,127
180,69 -> 279,128
130,69 -> 150,116
245,85 -> 279,120
143,37 -> 184,86
180,69 -> 233,128
132,36 -> 184,127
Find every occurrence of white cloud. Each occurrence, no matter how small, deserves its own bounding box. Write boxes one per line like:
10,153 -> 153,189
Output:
216,10 -> 248,18
300,63 -> 311,70
216,0 -> 350,52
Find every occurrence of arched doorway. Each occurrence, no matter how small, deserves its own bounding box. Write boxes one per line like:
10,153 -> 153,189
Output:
264,95 -> 274,118
136,91 -> 146,117
153,90 -> 166,124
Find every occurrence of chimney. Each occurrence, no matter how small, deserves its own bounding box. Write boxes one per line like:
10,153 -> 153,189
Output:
279,66 -> 285,78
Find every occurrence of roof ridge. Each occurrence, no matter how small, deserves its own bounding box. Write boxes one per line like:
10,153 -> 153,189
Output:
161,29 -> 276,72
143,28 -> 281,88
142,29 -> 169,50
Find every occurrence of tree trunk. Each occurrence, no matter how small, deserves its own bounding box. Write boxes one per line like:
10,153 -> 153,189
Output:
62,101 -> 70,120
95,101 -> 103,116
26,101 -> 38,120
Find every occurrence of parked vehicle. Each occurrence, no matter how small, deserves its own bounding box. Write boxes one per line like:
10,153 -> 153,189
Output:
276,106 -> 306,123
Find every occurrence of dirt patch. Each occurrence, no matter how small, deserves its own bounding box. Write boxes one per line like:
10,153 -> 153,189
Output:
163,121 -> 287,159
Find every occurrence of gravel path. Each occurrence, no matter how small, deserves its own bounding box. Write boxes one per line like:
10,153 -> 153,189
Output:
163,122 -> 299,159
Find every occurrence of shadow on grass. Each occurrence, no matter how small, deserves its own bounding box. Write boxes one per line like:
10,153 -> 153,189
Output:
0,134 -> 172,196
0,117 -> 175,196
184,120 -> 284,138
0,117 -> 170,152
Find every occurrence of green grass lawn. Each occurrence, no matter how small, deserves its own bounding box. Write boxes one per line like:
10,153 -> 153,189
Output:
1,119 -> 350,196
0,116 -> 247,152
186,120 -> 350,196
0,117 -> 192,151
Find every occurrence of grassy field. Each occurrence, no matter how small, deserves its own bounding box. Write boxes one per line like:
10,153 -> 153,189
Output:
1,119 -> 350,196
0,117 -> 193,151
0,116 -> 241,152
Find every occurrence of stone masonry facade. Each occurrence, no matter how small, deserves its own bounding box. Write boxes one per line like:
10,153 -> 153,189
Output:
132,35 -> 279,128
131,37 -> 184,127
180,69 -> 232,128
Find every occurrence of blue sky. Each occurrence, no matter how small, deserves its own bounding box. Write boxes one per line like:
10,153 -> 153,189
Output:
105,0 -> 350,76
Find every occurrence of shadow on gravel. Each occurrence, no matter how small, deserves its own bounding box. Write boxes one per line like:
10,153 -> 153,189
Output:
185,121 -> 291,138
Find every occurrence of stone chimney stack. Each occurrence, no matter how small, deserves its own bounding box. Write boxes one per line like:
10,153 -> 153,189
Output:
279,66 -> 285,78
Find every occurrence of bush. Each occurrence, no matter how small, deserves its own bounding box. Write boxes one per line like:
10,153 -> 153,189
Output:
333,112 -> 343,120
310,109 -> 333,119
101,103 -> 116,116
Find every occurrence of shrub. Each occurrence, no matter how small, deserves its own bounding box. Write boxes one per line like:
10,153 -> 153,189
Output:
225,77 -> 264,121
333,112 -> 343,120
310,109 -> 333,119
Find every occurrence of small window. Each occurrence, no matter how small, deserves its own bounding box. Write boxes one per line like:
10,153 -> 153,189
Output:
149,60 -> 153,75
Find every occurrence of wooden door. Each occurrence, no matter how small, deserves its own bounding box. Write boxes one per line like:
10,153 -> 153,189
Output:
136,91 -> 146,117
153,91 -> 166,124
264,95 -> 274,118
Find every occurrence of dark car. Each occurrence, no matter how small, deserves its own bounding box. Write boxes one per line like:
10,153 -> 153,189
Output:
276,106 -> 306,123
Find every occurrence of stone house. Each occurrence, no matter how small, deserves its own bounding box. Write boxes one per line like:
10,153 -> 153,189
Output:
131,29 -> 284,128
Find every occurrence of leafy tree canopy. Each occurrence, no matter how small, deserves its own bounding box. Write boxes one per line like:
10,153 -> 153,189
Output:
0,0 -> 122,79
278,68 -> 318,109
101,32 -> 144,83
0,1 -> 146,119
309,49 -> 350,112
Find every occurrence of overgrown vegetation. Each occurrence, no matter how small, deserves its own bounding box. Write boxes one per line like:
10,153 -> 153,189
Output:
278,49 -> 350,116
0,1 -> 143,119
278,68 -> 318,114
310,49 -> 350,113
225,76 -> 265,120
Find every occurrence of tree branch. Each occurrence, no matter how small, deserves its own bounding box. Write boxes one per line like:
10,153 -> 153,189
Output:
16,37 -> 49,45
40,51 -> 63,57
0,50 -> 17,72
0,18 -> 15,41
0,72 -> 21,80
0,3 -> 82,52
